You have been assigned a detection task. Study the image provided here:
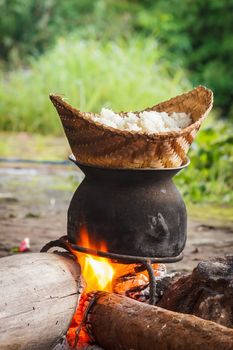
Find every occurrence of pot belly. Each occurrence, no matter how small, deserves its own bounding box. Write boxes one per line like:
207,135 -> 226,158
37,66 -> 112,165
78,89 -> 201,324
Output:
67,179 -> 187,258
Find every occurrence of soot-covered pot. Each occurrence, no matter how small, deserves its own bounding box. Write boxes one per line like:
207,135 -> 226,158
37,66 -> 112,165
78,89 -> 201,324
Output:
67,155 -> 190,260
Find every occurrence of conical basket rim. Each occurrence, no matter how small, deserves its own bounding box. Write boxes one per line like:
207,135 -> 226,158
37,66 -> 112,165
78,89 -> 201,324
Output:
50,85 -> 213,141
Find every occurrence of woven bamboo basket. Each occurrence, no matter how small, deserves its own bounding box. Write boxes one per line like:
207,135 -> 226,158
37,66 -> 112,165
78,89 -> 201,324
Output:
50,86 -> 213,168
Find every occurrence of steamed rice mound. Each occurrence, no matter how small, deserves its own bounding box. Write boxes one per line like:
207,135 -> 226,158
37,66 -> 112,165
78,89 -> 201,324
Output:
90,108 -> 192,134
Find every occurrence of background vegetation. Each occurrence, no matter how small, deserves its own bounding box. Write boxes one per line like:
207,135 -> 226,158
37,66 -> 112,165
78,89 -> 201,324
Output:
0,0 -> 232,206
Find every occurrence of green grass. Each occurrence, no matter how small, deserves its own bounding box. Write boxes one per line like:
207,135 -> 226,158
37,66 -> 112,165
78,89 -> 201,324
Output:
0,37 -> 190,134
0,132 -> 69,160
187,203 -> 233,226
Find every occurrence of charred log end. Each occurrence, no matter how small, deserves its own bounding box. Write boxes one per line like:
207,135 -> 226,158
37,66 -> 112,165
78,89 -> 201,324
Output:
157,256 -> 233,328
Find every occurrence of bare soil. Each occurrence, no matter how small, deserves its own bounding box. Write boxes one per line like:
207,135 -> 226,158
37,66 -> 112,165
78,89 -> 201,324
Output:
0,162 -> 232,273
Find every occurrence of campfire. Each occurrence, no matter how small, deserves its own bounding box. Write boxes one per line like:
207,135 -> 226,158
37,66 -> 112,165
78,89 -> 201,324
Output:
45,226 -> 168,349
72,230 -> 168,347
39,216 -> 233,350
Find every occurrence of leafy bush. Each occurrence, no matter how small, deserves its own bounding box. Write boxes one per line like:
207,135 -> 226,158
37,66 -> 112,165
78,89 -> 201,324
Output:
134,0 -> 233,116
0,37 -> 190,133
175,118 -> 233,205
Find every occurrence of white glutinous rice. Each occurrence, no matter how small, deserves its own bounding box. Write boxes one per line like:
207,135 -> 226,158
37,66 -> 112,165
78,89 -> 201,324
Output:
90,108 -> 192,134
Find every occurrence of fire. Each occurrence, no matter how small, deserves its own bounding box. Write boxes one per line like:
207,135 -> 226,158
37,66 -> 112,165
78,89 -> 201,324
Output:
73,226 -> 166,293
80,255 -> 114,292
74,226 -> 115,292
67,226 -> 166,348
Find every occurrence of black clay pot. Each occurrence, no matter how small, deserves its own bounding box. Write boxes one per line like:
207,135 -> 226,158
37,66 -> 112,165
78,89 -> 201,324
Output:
67,156 -> 189,260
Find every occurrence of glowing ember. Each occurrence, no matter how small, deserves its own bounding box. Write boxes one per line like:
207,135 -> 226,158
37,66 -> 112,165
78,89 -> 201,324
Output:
66,294 -> 90,347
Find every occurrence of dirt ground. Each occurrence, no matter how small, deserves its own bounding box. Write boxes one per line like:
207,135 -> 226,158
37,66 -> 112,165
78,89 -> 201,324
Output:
0,161 -> 232,273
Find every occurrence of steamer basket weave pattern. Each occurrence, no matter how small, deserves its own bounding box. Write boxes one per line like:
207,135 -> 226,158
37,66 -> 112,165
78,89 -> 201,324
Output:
50,86 -> 213,168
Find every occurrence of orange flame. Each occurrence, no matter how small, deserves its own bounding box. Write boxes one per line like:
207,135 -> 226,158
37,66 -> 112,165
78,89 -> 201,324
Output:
74,226 -> 115,292
67,226 -> 166,348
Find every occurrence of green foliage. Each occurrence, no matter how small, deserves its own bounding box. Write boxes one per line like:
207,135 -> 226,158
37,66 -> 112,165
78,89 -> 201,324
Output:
0,0 -> 136,65
0,0 -> 94,63
175,118 -> 233,205
0,37 -> 190,133
134,0 -> 233,116
1,0 -> 232,115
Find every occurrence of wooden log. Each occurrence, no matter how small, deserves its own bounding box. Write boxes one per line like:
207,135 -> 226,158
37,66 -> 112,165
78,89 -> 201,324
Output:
0,253 -> 83,350
157,256 -> 233,328
87,292 -> 233,350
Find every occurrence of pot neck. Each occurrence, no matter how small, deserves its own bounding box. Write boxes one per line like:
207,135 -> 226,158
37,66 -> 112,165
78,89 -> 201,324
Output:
72,160 -> 189,184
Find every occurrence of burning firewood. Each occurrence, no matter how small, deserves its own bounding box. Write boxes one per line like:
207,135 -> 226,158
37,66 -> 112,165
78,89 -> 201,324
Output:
112,256 -> 233,330
1,252 -> 233,350
85,292 -> 233,350
64,256 -> 233,349
112,263 -> 167,302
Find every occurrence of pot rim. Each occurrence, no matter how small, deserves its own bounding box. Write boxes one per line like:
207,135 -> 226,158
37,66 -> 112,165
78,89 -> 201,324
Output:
69,154 -> 190,171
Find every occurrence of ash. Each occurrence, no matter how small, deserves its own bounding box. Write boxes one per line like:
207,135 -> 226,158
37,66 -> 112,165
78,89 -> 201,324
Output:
52,337 -> 104,350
